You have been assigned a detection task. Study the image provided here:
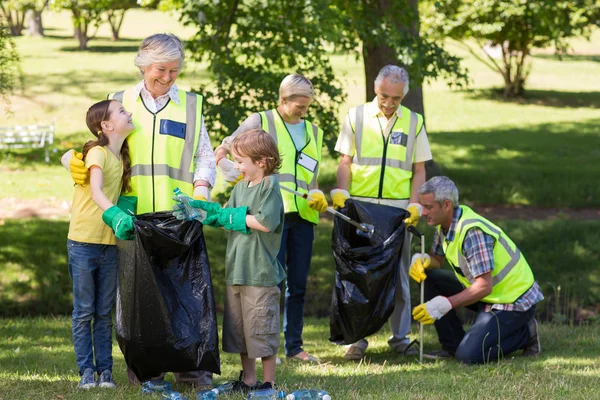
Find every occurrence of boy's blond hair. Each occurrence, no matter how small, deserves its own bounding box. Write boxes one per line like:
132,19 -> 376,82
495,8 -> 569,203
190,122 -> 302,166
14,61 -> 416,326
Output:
231,129 -> 282,175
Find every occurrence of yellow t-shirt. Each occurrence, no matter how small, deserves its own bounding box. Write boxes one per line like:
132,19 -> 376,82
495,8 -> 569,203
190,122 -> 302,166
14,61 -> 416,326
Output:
68,146 -> 124,245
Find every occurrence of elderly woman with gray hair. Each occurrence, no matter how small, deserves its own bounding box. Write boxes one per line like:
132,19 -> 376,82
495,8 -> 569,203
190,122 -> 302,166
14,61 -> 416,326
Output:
64,33 -> 215,387
213,74 -> 326,380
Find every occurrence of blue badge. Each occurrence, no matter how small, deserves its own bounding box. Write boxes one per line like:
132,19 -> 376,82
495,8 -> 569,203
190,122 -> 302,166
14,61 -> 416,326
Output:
390,131 -> 406,145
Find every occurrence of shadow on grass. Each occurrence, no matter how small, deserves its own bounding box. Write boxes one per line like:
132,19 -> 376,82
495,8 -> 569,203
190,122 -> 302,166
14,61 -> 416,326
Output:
532,53 -> 600,63
432,118 -> 600,208
466,88 -> 600,109
59,44 -> 141,53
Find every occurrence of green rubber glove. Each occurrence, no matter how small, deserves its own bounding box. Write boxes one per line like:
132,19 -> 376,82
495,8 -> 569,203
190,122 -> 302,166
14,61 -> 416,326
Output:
116,196 -> 137,215
172,197 -> 222,221
102,205 -> 135,240
205,206 -> 250,234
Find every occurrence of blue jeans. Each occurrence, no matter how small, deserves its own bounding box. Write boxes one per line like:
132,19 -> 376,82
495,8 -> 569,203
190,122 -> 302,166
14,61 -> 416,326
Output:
67,239 -> 118,375
425,268 -> 533,364
277,215 -> 314,357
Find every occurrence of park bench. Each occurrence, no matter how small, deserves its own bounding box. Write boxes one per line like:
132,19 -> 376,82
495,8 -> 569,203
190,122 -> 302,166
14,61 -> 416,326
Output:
0,123 -> 55,163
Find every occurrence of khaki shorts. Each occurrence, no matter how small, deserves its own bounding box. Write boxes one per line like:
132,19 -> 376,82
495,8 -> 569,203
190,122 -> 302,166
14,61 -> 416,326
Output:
222,285 -> 281,359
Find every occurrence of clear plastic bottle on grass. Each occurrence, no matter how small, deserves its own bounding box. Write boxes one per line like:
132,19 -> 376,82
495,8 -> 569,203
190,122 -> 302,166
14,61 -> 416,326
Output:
286,389 -> 331,400
247,388 -> 287,399
197,389 -> 218,400
141,379 -> 172,394
160,389 -> 189,400
211,381 -> 235,395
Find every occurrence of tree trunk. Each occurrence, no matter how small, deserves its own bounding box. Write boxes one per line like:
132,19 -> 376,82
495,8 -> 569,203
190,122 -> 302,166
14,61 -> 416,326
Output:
360,0 -> 424,115
107,9 -> 127,41
26,9 -> 44,37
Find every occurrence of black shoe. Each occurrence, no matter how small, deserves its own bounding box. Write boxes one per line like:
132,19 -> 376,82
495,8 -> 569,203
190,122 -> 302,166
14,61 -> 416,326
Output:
257,382 -> 274,390
523,318 -> 541,356
231,371 -> 257,394
423,349 -> 455,360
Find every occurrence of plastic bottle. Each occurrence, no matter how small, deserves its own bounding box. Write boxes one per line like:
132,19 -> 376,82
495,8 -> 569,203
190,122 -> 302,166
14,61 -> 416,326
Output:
197,389 -> 218,400
211,381 -> 235,395
161,389 -> 189,400
247,388 -> 287,399
141,379 -> 172,394
173,187 -> 205,221
286,389 -> 331,400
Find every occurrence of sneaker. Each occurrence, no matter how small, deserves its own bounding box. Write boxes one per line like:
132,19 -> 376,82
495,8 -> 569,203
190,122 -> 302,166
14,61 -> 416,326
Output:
343,339 -> 368,360
523,318 -> 541,356
423,349 -> 455,360
77,368 -> 97,389
98,369 -> 116,388
391,342 -> 419,356
230,371 -> 257,394
257,382 -> 274,390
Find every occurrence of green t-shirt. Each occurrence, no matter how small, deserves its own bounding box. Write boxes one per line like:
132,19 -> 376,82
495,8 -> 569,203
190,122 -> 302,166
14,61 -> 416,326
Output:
225,175 -> 286,286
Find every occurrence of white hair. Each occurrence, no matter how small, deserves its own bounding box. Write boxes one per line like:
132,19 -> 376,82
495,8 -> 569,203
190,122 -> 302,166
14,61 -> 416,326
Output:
134,33 -> 185,72
419,176 -> 459,208
375,65 -> 410,96
279,74 -> 314,102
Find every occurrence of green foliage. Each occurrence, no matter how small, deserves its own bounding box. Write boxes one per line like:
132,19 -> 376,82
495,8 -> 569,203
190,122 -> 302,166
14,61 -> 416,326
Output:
179,0 -> 346,154
424,0 -> 600,97
50,0 -> 109,49
0,22 -> 21,106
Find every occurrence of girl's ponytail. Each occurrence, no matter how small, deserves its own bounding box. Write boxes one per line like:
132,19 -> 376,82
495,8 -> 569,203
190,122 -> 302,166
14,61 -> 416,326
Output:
120,139 -> 132,194
83,100 -> 112,159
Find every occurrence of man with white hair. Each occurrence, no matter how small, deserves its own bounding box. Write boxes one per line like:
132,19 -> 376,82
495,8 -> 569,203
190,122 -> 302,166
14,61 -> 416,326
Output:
332,64 -> 433,359
411,176 -> 543,363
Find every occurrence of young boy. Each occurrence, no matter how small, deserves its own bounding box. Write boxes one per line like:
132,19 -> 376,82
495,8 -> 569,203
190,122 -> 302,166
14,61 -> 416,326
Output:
173,128 -> 285,391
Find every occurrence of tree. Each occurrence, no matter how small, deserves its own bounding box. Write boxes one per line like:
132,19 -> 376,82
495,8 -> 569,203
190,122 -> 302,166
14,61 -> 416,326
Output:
0,21 -> 21,110
51,0 -> 105,50
179,0 -> 346,154
0,0 -> 29,36
326,0 -> 468,115
425,0 -> 600,97
105,0 -> 137,41
25,0 -> 50,37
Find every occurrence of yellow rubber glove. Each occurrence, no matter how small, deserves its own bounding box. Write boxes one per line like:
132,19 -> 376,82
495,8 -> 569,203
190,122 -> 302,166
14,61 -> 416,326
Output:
307,189 -> 328,212
330,188 -> 350,210
413,296 -> 452,325
409,253 -> 432,283
69,150 -> 88,185
404,202 -> 423,227
193,185 -> 210,201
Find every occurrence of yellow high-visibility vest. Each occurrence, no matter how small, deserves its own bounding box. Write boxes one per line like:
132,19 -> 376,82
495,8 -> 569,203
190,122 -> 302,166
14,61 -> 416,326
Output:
348,104 -> 423,199
109,88 -> 203,214
441,206 -> 535,304
259,109 -> 323,224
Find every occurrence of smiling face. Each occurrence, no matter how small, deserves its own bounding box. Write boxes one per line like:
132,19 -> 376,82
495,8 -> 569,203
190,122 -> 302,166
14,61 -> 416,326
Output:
231,149 -> 266,186
142,59 -> 181,98
278,96 -> 312,124
102,101 -> 135,137
374,77 -> 406,118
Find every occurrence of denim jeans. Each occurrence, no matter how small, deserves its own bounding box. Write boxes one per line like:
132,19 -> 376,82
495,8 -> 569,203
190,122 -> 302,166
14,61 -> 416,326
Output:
425,268 -> 533,364
67,239 -> 118,375
276,215 -> 314,357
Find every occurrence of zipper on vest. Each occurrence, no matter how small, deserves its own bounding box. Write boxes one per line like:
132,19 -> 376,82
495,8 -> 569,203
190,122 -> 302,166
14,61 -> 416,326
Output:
377,124 -> 390,199
151,113 -> 156,212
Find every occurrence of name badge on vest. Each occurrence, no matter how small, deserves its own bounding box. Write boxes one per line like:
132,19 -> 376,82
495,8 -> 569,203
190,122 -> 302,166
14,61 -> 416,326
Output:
390,131 -> 408,146
159,119 -> 186,140
297,152 -> 318,173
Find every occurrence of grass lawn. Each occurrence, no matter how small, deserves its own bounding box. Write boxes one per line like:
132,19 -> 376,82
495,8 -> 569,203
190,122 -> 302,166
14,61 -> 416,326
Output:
1,316 -> 599,400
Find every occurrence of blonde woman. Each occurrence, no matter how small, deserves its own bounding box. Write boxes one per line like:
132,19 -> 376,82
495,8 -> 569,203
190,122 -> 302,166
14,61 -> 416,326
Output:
214,74 -> 326,373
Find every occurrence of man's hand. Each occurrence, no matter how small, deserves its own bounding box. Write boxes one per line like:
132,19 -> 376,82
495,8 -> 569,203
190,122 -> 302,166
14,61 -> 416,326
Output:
409,253 -> 431,283
217,158 -> 243,186
102,206 -> 135,240
404,203 -> 422,227
68,150 -> 89,185
412,296 -> 452,325
307,189 -> 327,212
330,188 -> 349,210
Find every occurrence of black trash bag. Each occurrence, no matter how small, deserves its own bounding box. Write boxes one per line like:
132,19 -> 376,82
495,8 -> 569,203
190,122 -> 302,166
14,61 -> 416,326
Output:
329,199 -> 409,345
115,211 -> 220,382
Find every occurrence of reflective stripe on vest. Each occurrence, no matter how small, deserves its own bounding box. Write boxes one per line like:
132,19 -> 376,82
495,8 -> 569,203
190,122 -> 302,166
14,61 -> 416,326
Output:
109,88 -> 203,214
350,104 -> 423,199
260,109 -> 322,224
441,206 -> 535,304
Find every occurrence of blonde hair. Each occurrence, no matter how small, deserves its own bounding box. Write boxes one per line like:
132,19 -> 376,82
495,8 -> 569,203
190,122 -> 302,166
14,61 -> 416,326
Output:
231,129 -> 282,176
134,33 -> 185,72
278,74 -> 314,103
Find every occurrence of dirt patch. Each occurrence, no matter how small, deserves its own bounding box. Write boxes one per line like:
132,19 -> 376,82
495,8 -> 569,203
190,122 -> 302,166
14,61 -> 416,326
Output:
0,197 -> 71,220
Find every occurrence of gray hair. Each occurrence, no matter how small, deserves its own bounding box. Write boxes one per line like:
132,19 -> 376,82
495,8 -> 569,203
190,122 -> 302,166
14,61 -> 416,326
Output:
279,74 -> 314,102
375,65 -> 410,96
419,176 -> 459,208
134,33 -> 185,72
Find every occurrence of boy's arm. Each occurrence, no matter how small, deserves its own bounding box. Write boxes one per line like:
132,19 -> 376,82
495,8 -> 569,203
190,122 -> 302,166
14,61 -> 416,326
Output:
89,166 -> 115,211
245,215 -> 271,233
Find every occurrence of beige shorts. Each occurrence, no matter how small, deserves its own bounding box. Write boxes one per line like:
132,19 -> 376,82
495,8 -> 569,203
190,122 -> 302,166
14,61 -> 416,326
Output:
222,285 -> 281,359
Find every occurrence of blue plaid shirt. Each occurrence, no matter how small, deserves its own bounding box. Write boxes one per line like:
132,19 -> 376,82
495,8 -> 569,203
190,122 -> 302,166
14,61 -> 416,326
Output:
432,207 -> 543,312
